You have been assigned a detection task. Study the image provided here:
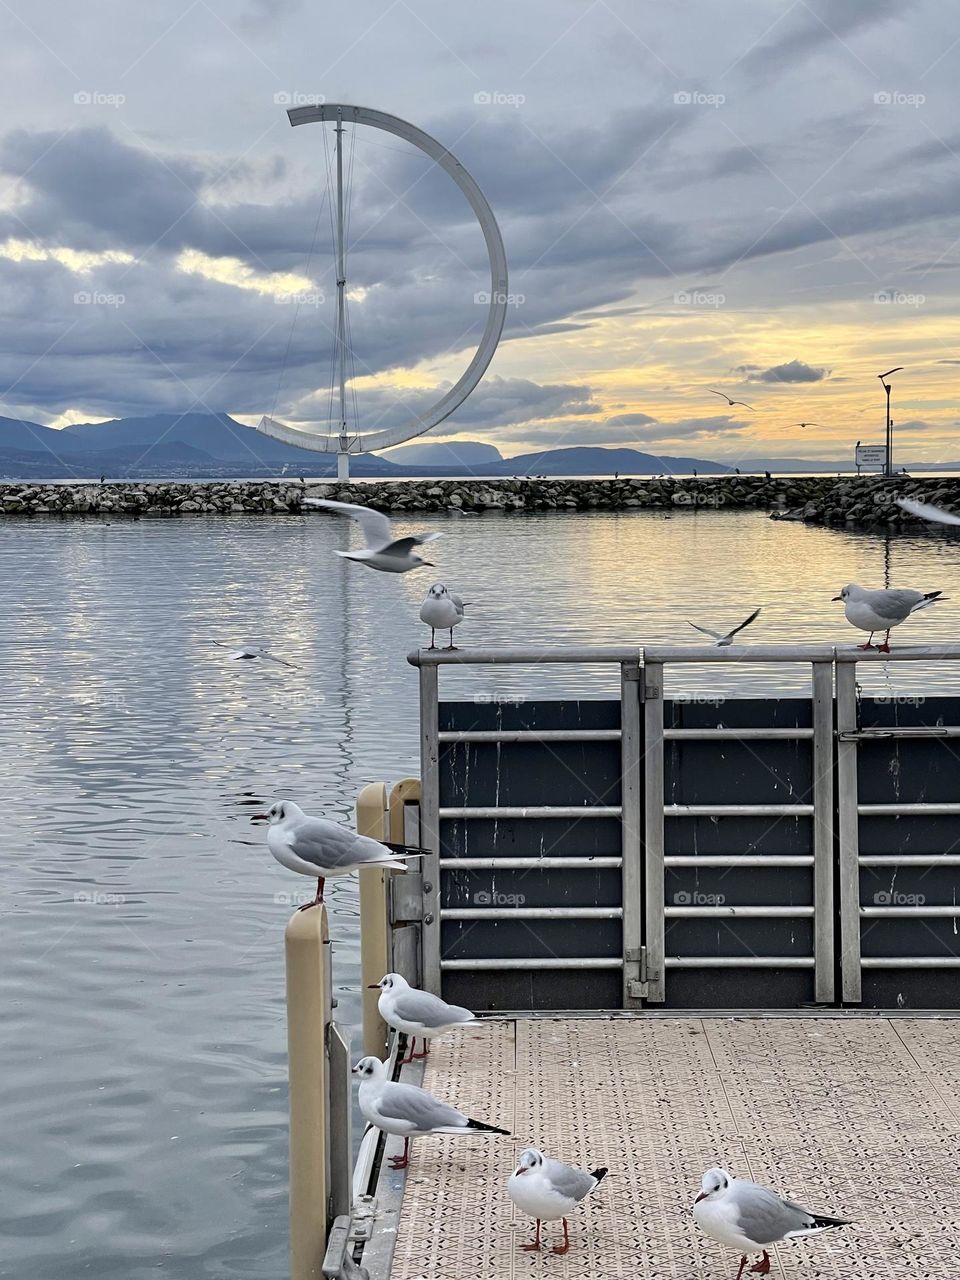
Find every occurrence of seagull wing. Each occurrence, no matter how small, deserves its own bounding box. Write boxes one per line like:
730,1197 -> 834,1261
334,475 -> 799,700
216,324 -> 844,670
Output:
387,533 -> 444,554
688,621 -> 723,640
304,498 -> 393,550
706,389 -> 727,400
259,651 -> 300,669
725,606 -> 762,640
376,1082 -> 467,1131
733,399 -> 756,411
897,498 -> 960,526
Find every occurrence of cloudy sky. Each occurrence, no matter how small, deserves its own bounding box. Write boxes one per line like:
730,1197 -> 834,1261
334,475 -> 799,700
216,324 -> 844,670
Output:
1,0 -> 959,462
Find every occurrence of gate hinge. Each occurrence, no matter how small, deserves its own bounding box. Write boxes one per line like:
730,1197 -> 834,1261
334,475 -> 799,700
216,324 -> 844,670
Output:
643,683 -> 661,700
626,945 -> 648,1000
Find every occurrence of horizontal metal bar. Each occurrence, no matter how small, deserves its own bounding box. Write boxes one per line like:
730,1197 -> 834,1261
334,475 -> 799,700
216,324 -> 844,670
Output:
439,806 -> 622,819
440,957 -> 623,970
664,906 -> 814,918
840,727 -> 960,740
664,728 -> 815,740
664,956 -> 815,968
664,855 -> 814,867
439,857 -> 623,869
861,957 -> 960,968
665,804 -> 814,817
858,803 -> 960,815
409,646 -> 641,667
441,906 -> 622,920
860,906 -> 960,917
836,645 -> 960,662
438,729 -> 621,743
859,855 -> 960,866
645,645 -> 837,663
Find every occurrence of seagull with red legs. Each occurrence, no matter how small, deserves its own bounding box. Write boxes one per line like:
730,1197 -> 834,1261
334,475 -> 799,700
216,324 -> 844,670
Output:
369,972 -> 475,1065
353,1055 -> 509,1170
693,1167 -> 850,1278
507,1148 -> 607,1255
832,583 -> 944,652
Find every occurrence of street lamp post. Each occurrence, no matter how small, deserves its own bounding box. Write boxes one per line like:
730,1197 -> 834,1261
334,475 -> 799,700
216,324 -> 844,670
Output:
878,367 -> 903,477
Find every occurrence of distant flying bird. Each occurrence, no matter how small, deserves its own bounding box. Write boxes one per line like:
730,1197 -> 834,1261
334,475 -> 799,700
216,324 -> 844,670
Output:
793,422 -> 821,430
688,607 -> 761,646
305,498 -> 441,572
210,641 -> 298,668
896,497 -> 960,526
707,389 -> 756,411
420,583 -> 466,649
832,583 -> 944,652
508,1148 -> 608,1255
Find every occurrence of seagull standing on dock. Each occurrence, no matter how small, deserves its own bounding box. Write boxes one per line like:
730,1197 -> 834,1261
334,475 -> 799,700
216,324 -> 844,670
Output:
688,607 -> 761,646
507,1148 -> 607,1255
304,498 -> 441,572
261,801 -> 423,908
419,583 -> 466,649
693,1167 -> 850,1278
832,583 -> 944,652
369,973 -> 475,1063
353,1055 -> 509,1169
210,641 -> 299,667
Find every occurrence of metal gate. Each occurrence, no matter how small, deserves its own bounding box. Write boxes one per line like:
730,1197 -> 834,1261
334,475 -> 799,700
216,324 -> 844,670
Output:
409,644 -> 960,1011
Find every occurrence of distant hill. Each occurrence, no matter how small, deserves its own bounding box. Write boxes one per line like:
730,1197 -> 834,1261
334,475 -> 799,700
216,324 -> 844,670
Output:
380,440 -> 502,467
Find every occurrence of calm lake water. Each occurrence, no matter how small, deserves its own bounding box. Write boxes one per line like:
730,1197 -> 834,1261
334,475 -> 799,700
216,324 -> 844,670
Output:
2,507 -> 959,1279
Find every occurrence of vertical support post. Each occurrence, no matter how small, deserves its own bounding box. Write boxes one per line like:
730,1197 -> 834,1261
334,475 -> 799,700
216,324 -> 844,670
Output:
811,660 -> 836,1003
327,1025 -> 353,1221
389,779 -> 424,988
837,660 -> 862,1002
357,783 -> 390,1059
643,661 -> 666,1003
620,660 -> 644,1008
336,452 -> 350,482
286,906 -> 331,1280
419,662 -> 442,994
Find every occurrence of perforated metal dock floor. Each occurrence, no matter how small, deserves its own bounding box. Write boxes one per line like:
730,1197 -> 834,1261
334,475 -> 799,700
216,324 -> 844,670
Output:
381,1016 -> 960,1279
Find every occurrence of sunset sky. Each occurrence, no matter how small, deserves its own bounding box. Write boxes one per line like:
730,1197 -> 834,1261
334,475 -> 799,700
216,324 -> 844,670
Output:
1,0 -> 959,463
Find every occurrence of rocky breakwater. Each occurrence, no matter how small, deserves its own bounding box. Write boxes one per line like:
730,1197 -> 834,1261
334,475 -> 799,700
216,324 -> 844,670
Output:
0,474 -> 956,528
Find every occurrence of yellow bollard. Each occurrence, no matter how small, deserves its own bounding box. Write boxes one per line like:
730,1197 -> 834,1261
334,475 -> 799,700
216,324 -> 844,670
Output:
286,904 -> 331,1280
357,782 -> 391,1058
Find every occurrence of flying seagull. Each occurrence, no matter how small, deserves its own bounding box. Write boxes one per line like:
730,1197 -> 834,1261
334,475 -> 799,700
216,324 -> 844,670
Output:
508,1148 -> 608,1255
693,1167 -> 850,1279
707,389 -> 756,411
260,801 -> 424,908
832,583 -> 944,652
305,498 -> 442,573
896,497 -> 960,526
369,972 -> 475,1064
688,607 -> 761,646
353,1055 -> 509,1169
793,422 -> 821,429
419,583 -> 467,649
210,641 -> 298,668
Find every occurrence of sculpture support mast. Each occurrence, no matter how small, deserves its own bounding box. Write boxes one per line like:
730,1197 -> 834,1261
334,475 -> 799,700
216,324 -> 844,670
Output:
334,110 -> 350,481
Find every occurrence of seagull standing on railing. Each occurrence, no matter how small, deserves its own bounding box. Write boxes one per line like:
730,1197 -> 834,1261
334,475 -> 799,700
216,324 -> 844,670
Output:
507,1148 -> 607,1255
419,583 -> 467,649
305,498 -> 441,572
693,1167 -> 850,1278
369,973 -> 475,1063
832,583 -> 944,652
353,1055 -> 509,1169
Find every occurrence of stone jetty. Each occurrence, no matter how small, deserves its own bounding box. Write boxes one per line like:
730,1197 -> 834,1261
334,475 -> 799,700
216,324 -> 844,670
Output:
0,474 -> 956,530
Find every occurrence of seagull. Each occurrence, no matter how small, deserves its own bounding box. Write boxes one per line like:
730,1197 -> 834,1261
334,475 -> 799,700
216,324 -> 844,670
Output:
508,1148 -> 607,1255
369,973 -> 475,1064
793,422 -> 821,429
419,583 -> 467,649
210,641 -> 299,668
896,497 -> 960,526
688,607 -> 761,646
353,1055 -> 509,1169
693,1167 -> 850,1279
304,498 -> 441,572
832,583 -> 944,652
707,389 -> 756,411
260,801 -> 424,908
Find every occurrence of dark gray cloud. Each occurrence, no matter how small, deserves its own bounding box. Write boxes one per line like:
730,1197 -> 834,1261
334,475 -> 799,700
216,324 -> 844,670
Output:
735,360 -> 830,384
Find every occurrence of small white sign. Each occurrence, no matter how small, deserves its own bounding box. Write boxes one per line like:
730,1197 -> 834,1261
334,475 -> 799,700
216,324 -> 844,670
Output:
856,444 -> 887,469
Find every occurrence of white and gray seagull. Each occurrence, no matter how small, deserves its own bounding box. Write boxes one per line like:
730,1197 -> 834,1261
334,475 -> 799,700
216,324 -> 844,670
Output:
688,607 -> 761,646
210,641 -> 299,667
353,1055 -> 509,1169
305,498 -> 441,573
259,801 -> 424,908
693,1167 -> 850,1279
419,583 -> 467,649
832,582 -> 944,652
896,497 -> 960,526
369,972 -> 475,1064
507,1147 -> 607,1256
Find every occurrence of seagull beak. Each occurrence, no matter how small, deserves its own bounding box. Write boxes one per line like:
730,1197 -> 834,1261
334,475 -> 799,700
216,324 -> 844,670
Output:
366,984 -> 381,990
514,1167 -> 526,1176
422,560 -> 435,567
694,1192 -> 707,1204
831,595 -> 842,602
249,813 -> 270,822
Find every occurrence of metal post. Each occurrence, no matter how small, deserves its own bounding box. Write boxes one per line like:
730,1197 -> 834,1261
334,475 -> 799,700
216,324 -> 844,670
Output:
811,661 -> 835,1002
620,660 -> 644,1007
885,382 -> 892,476
285,905 -> 331,1280
356,783 -> 391,1058
418,663 -> 442,993
836,660 -> 862,1002
643,661 -> 666,1003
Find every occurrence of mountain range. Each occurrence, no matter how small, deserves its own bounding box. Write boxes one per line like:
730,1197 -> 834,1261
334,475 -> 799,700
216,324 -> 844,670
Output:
0,411 -> 948,479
